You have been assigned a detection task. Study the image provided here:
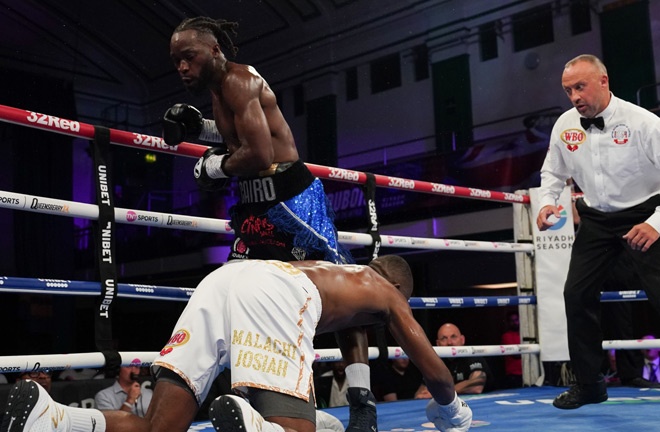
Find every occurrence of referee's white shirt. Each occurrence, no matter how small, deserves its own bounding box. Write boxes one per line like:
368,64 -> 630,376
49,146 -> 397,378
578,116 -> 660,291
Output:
539,94 -> 660,231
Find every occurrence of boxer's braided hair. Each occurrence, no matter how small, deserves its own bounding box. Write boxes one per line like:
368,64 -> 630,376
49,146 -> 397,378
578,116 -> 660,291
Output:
175,17 -> 239,58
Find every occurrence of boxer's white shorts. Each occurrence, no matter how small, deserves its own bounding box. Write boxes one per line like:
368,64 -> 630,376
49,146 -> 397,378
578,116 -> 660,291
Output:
153,260 -> 321,404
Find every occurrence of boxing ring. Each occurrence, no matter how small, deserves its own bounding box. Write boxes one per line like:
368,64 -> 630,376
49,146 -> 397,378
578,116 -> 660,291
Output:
1,103 -> 659,431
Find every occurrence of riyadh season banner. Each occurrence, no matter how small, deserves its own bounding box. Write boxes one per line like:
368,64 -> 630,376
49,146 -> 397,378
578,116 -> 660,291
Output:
529,186 -> 575,361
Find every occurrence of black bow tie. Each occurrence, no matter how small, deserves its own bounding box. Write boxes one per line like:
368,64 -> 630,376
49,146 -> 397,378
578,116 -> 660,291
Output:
580,116 -> 605,131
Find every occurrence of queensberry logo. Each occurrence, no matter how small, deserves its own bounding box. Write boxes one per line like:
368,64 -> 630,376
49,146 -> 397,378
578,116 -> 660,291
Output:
547,205 -> 568,231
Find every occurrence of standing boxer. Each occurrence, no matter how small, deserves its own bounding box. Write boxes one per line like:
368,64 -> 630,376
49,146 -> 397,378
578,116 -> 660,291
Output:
164,17 -> 351,265
163,16 -> 374,430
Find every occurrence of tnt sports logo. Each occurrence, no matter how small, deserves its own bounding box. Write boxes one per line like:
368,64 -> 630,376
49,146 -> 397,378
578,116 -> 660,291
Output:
126,211 -> 138,222
547,205 -> 568,231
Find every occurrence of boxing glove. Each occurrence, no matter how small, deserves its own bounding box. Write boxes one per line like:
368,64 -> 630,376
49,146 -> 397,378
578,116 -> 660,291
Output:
194,147 -> 231,191
163,103 -> 204,145
425,394 -> 472,432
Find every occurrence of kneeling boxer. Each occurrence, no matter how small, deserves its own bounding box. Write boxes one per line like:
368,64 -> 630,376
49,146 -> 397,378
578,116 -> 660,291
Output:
3,256 -> 470,432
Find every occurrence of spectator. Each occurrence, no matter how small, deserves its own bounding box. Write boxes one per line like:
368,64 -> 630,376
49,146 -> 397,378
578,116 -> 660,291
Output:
58,368 -> 104,381
501,311 -> 523,388
602,349 -> 619,385
642,335 -> 660,383
372,358 -> 423,401
94,364 -> 153,417
17,370 -> 52,394
416,322 -> 492,397
600,298 -> 660,388
314,361 -> 349,408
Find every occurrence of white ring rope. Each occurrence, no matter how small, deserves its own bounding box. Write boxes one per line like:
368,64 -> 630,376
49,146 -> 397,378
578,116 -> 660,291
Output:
0,189 -> 534,253
8,339 -> 660,374
0,352 -> 157,374
0,345 -> 540,373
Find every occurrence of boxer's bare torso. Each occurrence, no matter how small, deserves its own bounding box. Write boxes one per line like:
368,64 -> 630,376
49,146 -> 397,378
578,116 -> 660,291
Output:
170,29 -> 298,177
290,260 -> 403,334
210,63 -> 298,167
288,259 -> 455,406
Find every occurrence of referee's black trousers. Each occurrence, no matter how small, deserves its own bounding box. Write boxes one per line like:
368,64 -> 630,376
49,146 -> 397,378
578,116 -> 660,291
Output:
564,195 -> 660,384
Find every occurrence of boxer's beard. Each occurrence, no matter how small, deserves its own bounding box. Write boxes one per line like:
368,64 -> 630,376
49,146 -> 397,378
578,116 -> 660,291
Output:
187,62 -> 214,95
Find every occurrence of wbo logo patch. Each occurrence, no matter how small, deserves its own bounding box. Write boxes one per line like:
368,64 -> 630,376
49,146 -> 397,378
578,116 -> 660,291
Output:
160,329 -> 191,356
561,128 -> 587,152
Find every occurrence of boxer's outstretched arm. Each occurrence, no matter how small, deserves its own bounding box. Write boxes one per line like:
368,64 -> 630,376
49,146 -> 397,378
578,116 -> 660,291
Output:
386,301 -> 454,404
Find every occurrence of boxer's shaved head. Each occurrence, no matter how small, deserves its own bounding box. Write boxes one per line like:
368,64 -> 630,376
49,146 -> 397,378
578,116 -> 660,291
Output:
368,255 -> 413,299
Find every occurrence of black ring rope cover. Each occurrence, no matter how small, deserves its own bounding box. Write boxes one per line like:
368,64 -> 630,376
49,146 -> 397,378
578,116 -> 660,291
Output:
91,126 -> 121,376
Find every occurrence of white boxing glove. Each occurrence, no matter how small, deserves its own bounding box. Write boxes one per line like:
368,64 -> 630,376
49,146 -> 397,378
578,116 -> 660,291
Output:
193,147 -> 231,191
425,393 -> 472,432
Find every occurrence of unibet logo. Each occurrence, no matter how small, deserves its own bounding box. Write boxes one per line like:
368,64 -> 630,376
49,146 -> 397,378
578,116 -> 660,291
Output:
547,205 -> 568,231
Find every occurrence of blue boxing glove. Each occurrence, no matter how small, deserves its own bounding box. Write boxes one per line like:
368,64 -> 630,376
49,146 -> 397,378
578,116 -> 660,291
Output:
425,393 -> 472,432
194,147 -> 231,191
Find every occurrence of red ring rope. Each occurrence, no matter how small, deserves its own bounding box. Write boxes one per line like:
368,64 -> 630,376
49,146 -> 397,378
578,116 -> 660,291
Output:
0,103 -> 530,205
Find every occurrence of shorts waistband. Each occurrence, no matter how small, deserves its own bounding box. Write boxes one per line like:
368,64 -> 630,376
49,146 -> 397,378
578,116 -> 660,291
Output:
258,161 -> 294,176
237,160 -> 314,206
